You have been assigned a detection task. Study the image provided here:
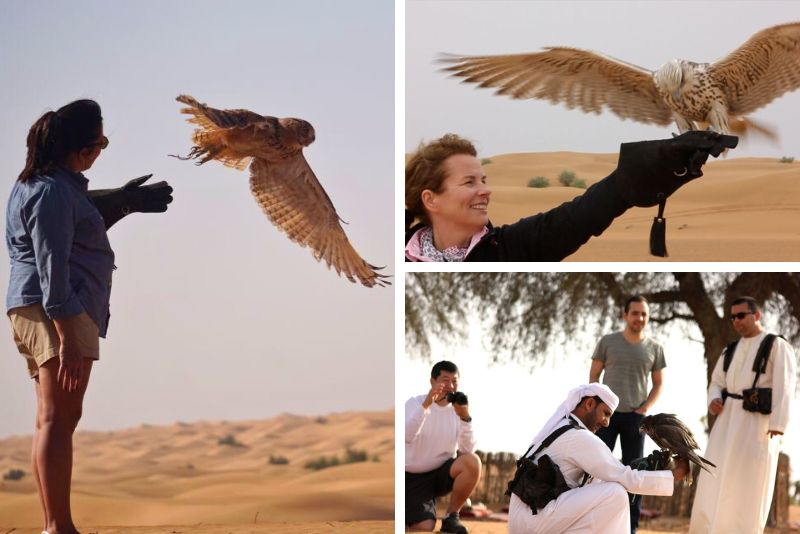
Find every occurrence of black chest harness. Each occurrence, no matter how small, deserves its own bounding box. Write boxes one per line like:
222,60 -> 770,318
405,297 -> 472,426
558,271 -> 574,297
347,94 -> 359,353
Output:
506,416 -> 590,515
720,333 -> 783,414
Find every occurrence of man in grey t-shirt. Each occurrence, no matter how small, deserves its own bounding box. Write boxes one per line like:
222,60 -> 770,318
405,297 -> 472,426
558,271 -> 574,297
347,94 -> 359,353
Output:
589,295 -> 666,534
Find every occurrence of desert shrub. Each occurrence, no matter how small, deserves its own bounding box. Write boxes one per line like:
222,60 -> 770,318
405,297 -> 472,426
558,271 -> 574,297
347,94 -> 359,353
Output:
3,468 -> 25,481
269,454 -> 289,465
573,178 -> 587,189
343,446 -> 368,464
558,170 -> 577,187
304,455 -> 340,470
371,454 -> 380,462
303,446 -> 373,471
315,416 -> 328,424
527,176 -> 549,188
779,156 -> 795,163
481,158 -> 492,165
218,434 -> 245,447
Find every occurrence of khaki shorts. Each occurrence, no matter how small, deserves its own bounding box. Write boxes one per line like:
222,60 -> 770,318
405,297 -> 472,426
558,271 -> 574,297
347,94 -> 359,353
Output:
8,303 -> 99,379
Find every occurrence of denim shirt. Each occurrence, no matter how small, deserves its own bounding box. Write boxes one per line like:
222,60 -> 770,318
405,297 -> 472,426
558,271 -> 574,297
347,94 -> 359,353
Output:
6,167 -> 115,337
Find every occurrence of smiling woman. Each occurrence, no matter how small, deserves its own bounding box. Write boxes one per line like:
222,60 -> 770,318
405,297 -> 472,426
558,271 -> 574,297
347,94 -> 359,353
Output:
404,131 -> 738,262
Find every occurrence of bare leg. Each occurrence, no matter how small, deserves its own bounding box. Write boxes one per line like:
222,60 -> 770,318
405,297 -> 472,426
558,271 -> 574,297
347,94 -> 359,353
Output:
32,378 -> 49,531
446,452 -> 481,514
36,358 -> 93,534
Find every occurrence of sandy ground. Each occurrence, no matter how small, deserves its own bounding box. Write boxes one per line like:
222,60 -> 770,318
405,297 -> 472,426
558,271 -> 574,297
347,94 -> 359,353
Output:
0,410 -> 393,531
452,504 -> 800,533
480,153 -> 800,261
0,522 -> 394,534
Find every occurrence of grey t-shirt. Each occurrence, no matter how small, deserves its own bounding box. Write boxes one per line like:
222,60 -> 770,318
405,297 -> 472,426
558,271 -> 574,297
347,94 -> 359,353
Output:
592,332 -> 666,412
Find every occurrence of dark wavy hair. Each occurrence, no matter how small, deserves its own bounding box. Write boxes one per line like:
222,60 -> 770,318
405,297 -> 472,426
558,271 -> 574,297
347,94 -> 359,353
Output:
18,99 -> 103,182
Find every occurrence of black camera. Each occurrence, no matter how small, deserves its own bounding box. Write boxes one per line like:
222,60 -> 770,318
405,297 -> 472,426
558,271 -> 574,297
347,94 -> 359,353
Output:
446,391 -> 469,405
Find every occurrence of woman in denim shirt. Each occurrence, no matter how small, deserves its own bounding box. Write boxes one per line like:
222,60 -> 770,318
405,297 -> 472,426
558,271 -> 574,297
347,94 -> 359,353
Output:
6,100 -> 114,534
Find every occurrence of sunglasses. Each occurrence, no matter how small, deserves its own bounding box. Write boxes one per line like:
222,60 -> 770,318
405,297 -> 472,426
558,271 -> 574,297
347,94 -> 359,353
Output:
88,136 -> 109,150
730,311 -> 754,321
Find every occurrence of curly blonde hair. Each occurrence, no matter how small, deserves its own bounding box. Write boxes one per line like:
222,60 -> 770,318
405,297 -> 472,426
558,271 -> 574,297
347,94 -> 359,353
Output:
405,134 -> 477,229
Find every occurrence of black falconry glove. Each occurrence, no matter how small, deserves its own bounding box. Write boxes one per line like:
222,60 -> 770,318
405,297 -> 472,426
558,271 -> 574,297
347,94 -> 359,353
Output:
614,131 -> 738,257
627,449 -> 673,504
89,174 -> 174,229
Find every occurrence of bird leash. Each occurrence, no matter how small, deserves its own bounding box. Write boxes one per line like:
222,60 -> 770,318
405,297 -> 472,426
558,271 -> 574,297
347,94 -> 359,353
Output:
649,132 -> 738,257
649,192 -> 668,257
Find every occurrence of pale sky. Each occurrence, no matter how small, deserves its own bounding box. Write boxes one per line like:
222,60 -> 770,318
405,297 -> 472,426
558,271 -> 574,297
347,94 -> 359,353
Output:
406,1 -> 800,158
402,296 -> 800,478
0,0 -> 394,438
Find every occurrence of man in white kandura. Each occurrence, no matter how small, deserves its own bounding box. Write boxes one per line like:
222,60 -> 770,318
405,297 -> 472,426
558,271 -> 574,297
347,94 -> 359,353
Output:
405,361 -> 481,534
689,296 -> 797,534
509,383 -> 688,534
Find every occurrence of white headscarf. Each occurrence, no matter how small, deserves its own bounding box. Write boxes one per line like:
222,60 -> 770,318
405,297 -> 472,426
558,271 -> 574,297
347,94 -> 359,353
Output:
524,383 -> 619,457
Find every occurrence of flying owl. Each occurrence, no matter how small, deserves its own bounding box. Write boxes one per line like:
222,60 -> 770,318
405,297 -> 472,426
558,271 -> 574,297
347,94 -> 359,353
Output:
440,22 -> 800,138
174,95 -> 389,288
640,413 -> 715,480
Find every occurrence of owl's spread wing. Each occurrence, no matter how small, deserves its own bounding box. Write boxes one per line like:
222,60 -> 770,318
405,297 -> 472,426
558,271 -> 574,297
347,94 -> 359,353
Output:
176,94 -> 271,170
249,156 -> 389,288
709,22 -> 800,115
440,47 -> 673,125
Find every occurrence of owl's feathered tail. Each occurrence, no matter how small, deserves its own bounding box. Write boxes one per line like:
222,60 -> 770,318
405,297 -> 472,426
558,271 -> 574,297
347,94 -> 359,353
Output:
172,94 -> 254,170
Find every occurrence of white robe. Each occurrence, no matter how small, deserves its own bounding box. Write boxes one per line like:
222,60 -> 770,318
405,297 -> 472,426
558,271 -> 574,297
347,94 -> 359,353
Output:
508,416 -> 674,534
689,331 -> 797,534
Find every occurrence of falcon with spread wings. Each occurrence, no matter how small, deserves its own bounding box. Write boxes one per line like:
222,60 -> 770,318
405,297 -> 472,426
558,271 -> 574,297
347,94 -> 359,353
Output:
174,95 -> 389,288
440,22 -> 800,138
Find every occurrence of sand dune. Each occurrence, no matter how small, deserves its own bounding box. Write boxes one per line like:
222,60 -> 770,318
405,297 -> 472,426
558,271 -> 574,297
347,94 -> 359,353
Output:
481,153 -> 800,261
0,410 -> 393,530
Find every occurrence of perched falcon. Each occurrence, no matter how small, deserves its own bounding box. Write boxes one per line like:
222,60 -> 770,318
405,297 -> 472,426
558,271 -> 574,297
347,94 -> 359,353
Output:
440,22 -> 800,138
640,413 -> 716,478
174,95 -> 389,288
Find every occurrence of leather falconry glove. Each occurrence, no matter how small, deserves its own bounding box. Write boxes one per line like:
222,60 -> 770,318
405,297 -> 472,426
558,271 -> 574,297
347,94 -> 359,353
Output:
614,131 -> 738,256
89,174 -> 174,229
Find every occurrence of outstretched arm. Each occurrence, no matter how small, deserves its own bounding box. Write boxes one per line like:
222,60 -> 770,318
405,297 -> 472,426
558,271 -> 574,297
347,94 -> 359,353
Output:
494,131 -> 737,261
89,175 -> 173,229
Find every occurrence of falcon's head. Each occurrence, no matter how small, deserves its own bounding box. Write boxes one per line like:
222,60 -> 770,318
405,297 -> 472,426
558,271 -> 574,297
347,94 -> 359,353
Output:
654,59 -> 684,99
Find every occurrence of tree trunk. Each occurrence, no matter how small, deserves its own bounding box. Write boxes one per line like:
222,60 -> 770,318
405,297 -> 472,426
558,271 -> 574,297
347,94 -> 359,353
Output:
767,452 -> 790,527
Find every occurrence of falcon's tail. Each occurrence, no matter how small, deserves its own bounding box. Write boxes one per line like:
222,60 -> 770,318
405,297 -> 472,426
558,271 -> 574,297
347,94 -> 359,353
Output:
729,116 -> 779,143
699,116 -> 778,143
687,450 -> 716,474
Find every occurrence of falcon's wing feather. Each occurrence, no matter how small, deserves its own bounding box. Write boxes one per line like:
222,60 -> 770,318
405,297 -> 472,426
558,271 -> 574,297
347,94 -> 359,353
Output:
709,22 -> 800,115
249,156 -> 390,288
440,47 -> 673,125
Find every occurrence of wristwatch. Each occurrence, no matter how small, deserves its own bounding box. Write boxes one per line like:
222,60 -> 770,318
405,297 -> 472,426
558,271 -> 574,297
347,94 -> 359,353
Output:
460,416 -> 472,423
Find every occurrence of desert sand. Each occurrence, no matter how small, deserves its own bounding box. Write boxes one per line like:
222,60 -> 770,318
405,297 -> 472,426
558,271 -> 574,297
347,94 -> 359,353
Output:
0,410 -> 393,533
481,153 -> 800,261
453,504 -> 800,533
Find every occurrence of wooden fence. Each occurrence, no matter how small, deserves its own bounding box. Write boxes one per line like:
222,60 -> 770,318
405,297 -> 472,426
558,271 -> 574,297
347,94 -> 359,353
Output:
470,450 -> 791,528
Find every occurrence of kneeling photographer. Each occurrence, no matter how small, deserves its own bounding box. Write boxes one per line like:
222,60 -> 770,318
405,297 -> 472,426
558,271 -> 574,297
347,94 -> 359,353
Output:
405,361 -> 481,534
